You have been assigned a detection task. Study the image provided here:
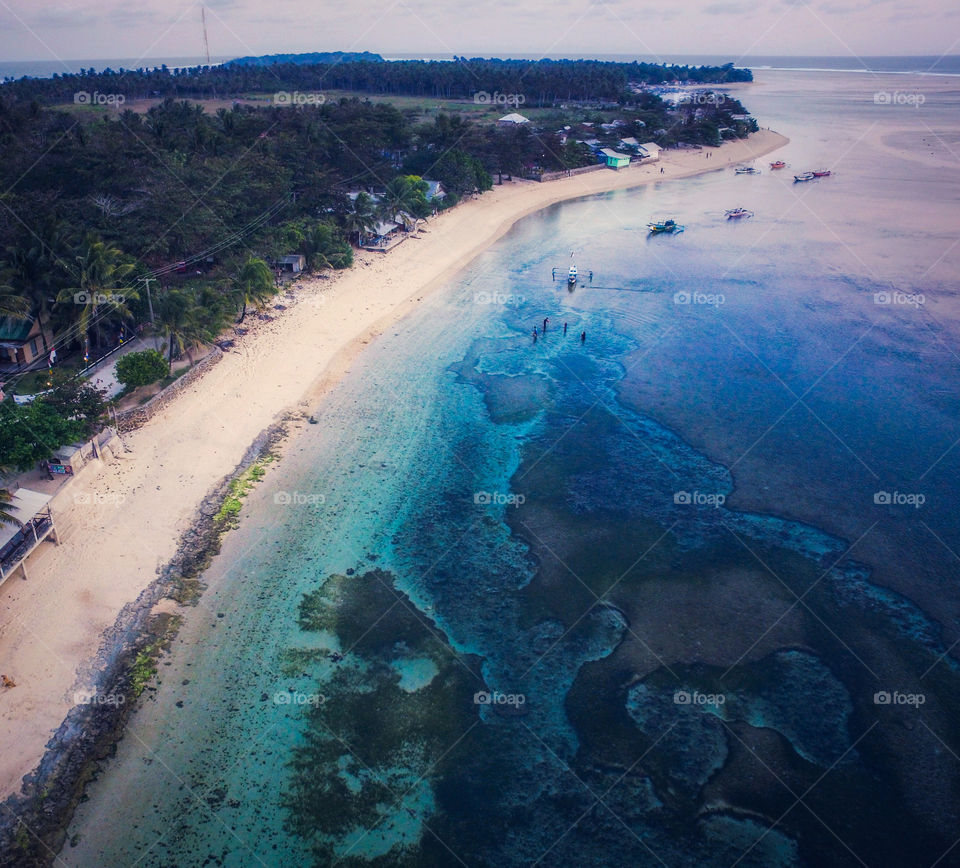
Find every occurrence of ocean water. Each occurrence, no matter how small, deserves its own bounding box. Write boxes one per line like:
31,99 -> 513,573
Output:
0,56 -> 231,80
382,53 -> 960,76
63,70 -> 960,867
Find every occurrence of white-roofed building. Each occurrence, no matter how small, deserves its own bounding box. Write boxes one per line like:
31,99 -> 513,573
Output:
497,113 -> 530,126
638,142 -> 663,161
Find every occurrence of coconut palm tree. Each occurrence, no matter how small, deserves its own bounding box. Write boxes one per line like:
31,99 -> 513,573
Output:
154,287 -> 221,372
234,257 -> 276,323
343,193 -> 378,247
3,219 -> 71,323
299,223 -> 352,271
0,489 -> 15,526
380,176 -> 426,219
0,464 -> 16,527
56,235 -> 137,362
0,286 -> 29,319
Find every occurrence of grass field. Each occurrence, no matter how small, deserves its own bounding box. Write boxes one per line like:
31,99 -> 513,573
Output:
61,90 -> 618,128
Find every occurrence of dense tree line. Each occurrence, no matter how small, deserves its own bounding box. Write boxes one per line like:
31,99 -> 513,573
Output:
0,58 -> 758,470
0,58 -> 751,106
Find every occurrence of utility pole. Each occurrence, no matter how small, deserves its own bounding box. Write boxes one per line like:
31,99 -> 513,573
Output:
140,277 -> 156,324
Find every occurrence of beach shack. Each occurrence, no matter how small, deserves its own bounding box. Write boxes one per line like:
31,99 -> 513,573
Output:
599,148 -> 631,170
0,312 -> 54,371
279,254 -> 306,274
366,218 -> 403,248
637,142 -> 663,161
0,488 -> 59,584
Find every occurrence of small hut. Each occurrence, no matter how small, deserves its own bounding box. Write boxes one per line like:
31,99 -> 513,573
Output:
0,488 -> 59,584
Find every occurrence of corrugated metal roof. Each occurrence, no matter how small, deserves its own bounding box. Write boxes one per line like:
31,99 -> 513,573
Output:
0,315 -> 34,343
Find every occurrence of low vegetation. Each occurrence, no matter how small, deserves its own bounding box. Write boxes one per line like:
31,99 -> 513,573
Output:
115,349 -> 168,388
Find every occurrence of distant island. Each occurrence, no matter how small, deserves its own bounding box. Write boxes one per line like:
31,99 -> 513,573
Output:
225,50 -> 385,67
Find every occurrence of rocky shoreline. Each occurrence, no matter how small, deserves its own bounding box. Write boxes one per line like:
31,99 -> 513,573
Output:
0,418 -> 291,867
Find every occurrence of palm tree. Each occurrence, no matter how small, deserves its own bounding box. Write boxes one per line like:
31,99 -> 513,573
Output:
0,490 -> 15,526
381,176 -> 426,218
299,223 -> 351,271
3,219 -> 71,323
343,193 -> 378,247
56,235 -> 137,362
0,464 -> 16,527
234,257 -> 276,323
0,286 -> 29,319
154,288 -> 220,372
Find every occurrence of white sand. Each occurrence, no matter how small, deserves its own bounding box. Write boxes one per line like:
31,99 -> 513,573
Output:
0,130 -> 787,800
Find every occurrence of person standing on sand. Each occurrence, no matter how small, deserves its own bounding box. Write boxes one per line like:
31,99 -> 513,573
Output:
660,167 -> 664,174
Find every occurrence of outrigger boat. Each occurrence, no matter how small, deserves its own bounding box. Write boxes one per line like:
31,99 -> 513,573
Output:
770,160 -> 787,169
794,171 -> 816,182
552,253 -> 593,286
735,166 -> 760,175
648,218 -> 685,234
725,207 -> 754,219
812,169 -> 832,177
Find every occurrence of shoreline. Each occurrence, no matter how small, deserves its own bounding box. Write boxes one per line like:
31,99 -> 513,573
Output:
0,130 -> 787,845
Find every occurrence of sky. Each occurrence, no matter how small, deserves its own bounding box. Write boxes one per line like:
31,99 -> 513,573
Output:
0,0 -> 957,64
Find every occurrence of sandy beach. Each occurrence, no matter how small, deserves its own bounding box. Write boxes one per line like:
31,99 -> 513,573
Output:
0,129 -> 787,802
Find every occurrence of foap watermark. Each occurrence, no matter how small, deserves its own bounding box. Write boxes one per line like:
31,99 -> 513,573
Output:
474,491 -> 525,508
674,490 -> 726,508
274,690 -> 326,707
873,91 -> 925,108
874,491 -> 925,509
274,90 -> 326,106
874,690 -> 925,707
474,291 -> 525,306
474,91 -> 525,107
674,290 -> 725,307
73,490 -> 126,506
274,490 -> 325,506
474,690 -> 526,707
674,689 -> 725,707
679,92 -> 726,106
74,291 -> 126,306
302,291 -> 330,308
74,690 -> 125,707
873,290 -> 924,309
74,90 -> 125,107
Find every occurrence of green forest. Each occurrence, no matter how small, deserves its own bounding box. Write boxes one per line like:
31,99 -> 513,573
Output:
0,56 -> 757,470
2,56 -> 752,104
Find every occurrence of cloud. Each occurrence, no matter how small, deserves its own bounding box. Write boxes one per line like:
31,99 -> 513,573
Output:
0,0 -> 955,63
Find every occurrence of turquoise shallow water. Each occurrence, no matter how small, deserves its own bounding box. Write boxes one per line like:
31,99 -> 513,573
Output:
64,70 -> 960,867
